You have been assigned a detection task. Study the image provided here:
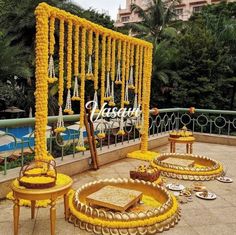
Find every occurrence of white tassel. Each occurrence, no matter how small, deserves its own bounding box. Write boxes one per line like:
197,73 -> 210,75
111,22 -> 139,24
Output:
105,72 -> 111,100
47,55 -> 57,83
76,129 -> 86,151
87,55 -> 93,74
115,61 -> 122,85
64,89 -> 73,114
133,93 -> 138,110
128,66 -> 134,89
109,81 -> 115,106
124,80 -> 129,105
86,55 -> 94,80
72,76 -> 80,99
55,106 -> 65,133
92,90 -> 99,111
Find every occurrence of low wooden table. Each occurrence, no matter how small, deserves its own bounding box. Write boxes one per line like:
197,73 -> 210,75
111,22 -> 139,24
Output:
11,175 -> 73,235
86,185 -> 143,212
168,137 -> 195,154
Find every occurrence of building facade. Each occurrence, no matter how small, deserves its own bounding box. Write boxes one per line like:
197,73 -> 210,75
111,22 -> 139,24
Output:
115,0 -> 231,27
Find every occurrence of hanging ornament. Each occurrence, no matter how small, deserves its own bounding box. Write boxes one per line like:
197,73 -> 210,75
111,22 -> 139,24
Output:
104,72 -> 111,101
133,93 -> 138,110
86,55 -> 94,80
128,44 -> 135,89
115,40 -> 122,85
128,65 -> 135,89
124,80 -> 129,105
105,37 -> 111,101
86,30 -> 94,80
72,25 -> 80,101
64,89 -> 74,114
117,115 -> 126,136
109,81 -> 115,106
97,118 -> 106,139
47,55 -> 58,83
115,61 -> 122,85
76,129 -> 86,152
55,106 -> 66,133
56,19 -> 65,133
93,32 -> 99,112
64,20 -> 73,114
71,76 -> 80,101
92,90 -> 100,113
135,109 -> 143,132
109,38 -> 116,107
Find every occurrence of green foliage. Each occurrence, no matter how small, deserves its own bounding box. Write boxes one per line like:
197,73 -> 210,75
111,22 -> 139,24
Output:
127,1 -> 236,110
0,0 -> 115,115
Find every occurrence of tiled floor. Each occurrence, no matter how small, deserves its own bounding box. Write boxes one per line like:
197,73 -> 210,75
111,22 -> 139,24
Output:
0,142 -> 236,235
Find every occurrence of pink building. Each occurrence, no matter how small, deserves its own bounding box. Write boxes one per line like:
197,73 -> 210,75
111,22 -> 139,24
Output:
115,0 -> 233,26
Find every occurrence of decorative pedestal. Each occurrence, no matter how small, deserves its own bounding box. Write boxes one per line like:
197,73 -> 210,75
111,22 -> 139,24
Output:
10,174 -> 72,235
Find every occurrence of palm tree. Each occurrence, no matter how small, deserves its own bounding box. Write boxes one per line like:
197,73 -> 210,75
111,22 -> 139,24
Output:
126,0 -> 181,107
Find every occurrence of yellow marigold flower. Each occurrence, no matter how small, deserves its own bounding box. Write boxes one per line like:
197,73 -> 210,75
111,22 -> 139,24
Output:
97,132 -> 106,139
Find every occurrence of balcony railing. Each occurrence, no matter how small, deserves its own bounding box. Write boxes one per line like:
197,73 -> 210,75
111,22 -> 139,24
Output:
0,108 -> 235,175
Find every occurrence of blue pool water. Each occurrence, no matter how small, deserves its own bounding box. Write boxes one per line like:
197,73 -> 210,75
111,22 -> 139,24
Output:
0,126 -> 83,152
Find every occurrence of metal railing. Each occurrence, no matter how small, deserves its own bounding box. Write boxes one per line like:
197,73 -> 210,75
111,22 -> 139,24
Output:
0,108 -> 236,175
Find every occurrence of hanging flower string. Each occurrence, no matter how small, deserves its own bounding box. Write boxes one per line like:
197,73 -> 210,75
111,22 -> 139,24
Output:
141,47 -> 152,152
117,115 -> 126,136
86,30 -> 94,80
128,43 -> 135,90
115,40 -> 122,85
64,20 -> 74,115
109,38 -> 116,107
72,24 -> 81,101
135,46 -> 143,130
100,34 -> 106,108
138,46 -> 143,107
76,27 -> 86,152
133,45 -> 140,110
47,16 -> 57,84
55,19 -> 66,133
124,42 -> 130,105
121,41 -> 126,108
92,32 -> 99,112
97,118 -> 106,139
105,36 -> 111,101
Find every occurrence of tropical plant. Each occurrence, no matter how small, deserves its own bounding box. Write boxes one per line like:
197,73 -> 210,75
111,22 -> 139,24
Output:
126,0 -> 181,107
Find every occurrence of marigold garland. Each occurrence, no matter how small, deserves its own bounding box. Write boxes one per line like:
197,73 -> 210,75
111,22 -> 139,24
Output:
108,38 -> 116,107
34,6 -> 49,160
115,40 -> 122,85
80,27 -> 86,128
100,34 -> 106,107
72,24 -> 80,101
128,43 -> 135,90
105,36 -> 111,101
94,32 -> 99,91
58,19 -> 64,107
92,32 -> 100,111
34,3 -> 153,161
133,45 -> 140,110
138,46 -> 143,106
64,20 -> 73,114
48,16 -> 57,83
86,30 -> 94,80
124,42 -> 130,105
121,41 -> 126,108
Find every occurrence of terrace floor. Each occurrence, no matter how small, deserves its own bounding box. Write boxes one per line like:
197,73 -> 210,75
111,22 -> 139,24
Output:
0,142 -> 236,235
